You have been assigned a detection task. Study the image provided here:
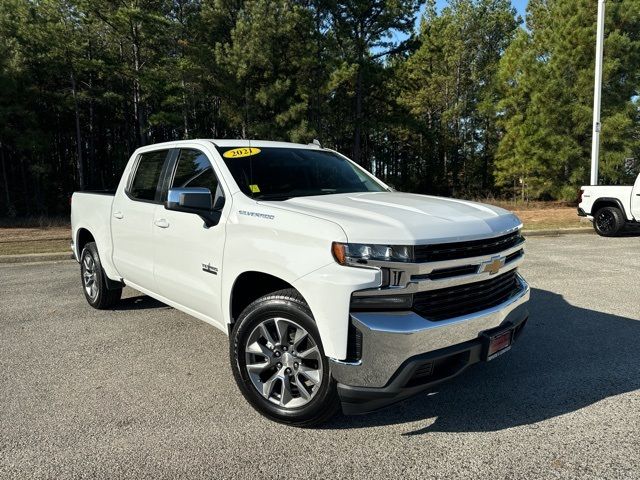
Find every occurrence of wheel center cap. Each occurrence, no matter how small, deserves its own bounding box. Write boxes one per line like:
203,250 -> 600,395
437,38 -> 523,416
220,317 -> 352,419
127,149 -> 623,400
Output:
281,352 -> 295,369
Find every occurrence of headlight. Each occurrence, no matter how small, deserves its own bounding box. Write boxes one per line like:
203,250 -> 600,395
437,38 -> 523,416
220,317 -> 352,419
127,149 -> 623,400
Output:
332,242 -> 412,265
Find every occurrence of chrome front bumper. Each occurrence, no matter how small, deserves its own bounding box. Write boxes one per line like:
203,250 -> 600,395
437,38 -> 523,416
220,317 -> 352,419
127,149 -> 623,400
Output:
330,273 -> 530,388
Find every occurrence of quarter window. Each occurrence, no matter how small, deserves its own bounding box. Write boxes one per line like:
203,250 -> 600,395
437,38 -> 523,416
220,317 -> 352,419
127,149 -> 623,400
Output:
129,150 -> 168,201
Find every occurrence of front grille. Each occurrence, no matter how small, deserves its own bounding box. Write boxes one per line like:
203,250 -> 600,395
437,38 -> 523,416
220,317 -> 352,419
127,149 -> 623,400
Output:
413,231 -> 524,263
413,270 -> 521,321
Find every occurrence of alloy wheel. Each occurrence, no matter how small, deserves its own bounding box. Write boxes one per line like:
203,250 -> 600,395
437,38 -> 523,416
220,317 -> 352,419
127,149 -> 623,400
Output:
596,209 -> 615,234
244,318 -> 323,408
82,254 -> 98,300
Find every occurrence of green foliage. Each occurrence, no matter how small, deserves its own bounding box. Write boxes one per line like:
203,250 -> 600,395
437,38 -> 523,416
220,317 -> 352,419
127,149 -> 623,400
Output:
394,0 -> 519,195
495,0 -> 640,199
0,0 -> 639,216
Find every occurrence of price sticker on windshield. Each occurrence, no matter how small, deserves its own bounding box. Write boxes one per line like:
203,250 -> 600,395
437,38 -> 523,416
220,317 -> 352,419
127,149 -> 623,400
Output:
223,147 -> 261,159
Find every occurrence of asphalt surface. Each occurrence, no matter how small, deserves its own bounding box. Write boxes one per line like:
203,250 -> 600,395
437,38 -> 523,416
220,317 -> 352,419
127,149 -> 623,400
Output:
1,234 -> 639,479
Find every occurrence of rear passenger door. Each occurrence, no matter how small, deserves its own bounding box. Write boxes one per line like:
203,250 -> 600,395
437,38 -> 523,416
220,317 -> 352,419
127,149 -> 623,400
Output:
111,149 -> 172,289
152,147 -> 228,325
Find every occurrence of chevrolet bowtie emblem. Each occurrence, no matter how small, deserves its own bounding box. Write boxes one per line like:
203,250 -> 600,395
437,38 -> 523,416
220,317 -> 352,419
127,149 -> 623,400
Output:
481,257 -> 505,275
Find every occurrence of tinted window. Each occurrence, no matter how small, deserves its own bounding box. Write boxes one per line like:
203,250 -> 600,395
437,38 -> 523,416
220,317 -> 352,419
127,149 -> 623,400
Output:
217,147 -> 386,200
172,149 -> 219,192
129,150 -> 168,201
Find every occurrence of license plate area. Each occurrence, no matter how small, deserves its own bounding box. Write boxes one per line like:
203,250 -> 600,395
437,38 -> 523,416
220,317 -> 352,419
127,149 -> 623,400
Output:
481,326 -> 514,361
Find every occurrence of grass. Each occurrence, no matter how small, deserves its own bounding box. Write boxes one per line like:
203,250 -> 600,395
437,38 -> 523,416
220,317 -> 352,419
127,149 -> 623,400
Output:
477,200 -> 590,231
0,239 -> 70,255
0,203 -> 590,256
0,226 -> 70,256
509,207 -> 590,231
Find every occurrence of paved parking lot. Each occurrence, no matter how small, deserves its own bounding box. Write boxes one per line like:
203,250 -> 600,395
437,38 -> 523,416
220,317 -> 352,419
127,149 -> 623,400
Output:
1,234 -> 639,479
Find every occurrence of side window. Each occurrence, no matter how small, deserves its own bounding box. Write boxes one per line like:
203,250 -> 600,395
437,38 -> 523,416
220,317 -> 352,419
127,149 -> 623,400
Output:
172,149 -> 219,193
129,150 -> 168,201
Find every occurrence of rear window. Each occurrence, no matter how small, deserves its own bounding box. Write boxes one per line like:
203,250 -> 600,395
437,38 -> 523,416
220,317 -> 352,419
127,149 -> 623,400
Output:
217,146 -> 386,200
129,150 -> 169,201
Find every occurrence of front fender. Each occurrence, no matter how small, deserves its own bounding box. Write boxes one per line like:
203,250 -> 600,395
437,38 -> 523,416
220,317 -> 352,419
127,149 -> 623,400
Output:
294,263 -> 380,360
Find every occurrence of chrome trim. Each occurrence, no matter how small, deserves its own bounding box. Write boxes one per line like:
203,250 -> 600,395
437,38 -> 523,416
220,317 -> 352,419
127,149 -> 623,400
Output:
353,240 -> 525,296
166,187 -> 211,209
331,274 -> 530,388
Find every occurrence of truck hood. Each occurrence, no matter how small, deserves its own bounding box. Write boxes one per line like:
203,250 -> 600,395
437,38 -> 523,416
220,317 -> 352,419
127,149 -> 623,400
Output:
266,192 -> 522,244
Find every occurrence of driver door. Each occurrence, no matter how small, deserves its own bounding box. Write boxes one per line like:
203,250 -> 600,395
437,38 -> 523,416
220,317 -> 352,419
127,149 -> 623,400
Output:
153,147 -> 228,326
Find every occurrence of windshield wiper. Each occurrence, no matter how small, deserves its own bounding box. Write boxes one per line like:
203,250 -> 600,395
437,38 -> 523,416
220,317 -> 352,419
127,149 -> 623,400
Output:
254,193 -> 293,201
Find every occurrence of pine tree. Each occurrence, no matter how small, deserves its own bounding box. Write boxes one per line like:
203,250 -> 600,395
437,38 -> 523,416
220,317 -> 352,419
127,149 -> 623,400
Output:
495,0 -> 640,200
395,0 -> 518,196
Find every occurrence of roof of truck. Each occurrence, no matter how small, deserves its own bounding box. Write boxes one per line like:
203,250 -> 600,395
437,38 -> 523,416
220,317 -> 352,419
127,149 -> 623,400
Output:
210,139 -> 321,149
136,139 -> 323,150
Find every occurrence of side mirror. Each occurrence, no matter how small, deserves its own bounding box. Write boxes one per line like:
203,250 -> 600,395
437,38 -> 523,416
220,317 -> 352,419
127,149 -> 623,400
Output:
166,187 -> 212,211
165,187 -> 223,228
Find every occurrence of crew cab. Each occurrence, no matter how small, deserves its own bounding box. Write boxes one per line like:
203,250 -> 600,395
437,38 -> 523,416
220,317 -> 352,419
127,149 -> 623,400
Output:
578,173 -> 640,236
71,139 -> 530,426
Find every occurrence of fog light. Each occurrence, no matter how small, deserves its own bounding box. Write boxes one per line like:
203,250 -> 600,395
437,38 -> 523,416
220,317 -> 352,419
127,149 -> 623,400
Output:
350,294 -> 413,311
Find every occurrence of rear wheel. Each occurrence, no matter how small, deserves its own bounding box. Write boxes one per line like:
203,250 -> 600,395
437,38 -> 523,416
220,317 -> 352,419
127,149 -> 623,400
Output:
230,288 -> 340,426
80,242 -> 122,309
593,206 -> 625,237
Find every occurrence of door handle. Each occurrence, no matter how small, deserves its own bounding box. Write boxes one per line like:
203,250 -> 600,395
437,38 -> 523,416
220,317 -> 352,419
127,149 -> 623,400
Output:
154,218 -> 170,228
113,211 -> 124,219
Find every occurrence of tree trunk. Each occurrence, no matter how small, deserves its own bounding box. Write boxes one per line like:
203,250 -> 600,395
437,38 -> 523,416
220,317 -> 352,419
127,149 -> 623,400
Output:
88,39 -> 97,188
182,76 -> 189,139
70,69 -> 85,190
353,66 -> 363,165
131,21 -> 146,146
314,3 -> 322,137
20,156 -> 30,215
0,142 -> 11,213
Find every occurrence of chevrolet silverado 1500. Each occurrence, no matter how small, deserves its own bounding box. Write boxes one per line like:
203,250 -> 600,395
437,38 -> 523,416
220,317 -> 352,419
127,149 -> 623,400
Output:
71,140 -> 530,426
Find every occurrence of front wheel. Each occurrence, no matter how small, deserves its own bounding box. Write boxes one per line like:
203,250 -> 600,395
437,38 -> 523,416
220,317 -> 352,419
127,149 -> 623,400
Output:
230,288 -> 340,427
593,206 -> 625,237
80,242 -> 122,309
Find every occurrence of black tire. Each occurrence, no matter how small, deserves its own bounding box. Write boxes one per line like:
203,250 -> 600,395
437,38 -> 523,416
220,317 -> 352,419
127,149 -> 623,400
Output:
80,242 -> 122,309
593,206 -> 625,237
230,288 -> 340,427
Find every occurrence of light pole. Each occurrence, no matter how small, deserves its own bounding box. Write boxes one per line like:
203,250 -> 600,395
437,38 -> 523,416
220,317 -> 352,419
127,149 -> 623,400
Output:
590,0 -> 606,186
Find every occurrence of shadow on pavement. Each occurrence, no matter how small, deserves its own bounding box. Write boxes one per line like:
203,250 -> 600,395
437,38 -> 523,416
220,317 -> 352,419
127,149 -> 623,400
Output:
112,294 -> 168,311
327,288 -> 640,434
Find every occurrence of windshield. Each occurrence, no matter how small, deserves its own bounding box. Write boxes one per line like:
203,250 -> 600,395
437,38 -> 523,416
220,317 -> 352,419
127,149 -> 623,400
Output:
217,146 -> 387,200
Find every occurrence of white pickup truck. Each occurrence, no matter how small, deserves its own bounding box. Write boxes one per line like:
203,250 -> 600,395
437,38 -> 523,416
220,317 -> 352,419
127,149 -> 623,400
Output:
578,174 -> 640,236
71,139 -> 530,426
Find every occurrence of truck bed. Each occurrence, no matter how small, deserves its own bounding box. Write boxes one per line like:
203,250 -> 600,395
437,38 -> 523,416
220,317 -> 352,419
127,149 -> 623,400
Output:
580,185 -> 634,220
78,189 -> 116,196
70,190 -> 118,278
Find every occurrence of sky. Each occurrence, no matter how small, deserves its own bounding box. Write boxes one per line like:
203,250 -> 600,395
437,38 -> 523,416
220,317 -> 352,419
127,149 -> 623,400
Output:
387,0 -> 529,48
435,0 -> 528,18
382,0 -> 528,53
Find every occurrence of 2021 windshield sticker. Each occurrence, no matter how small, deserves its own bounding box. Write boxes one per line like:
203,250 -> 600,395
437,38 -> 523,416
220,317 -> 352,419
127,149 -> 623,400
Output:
223,147 -> 261,159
